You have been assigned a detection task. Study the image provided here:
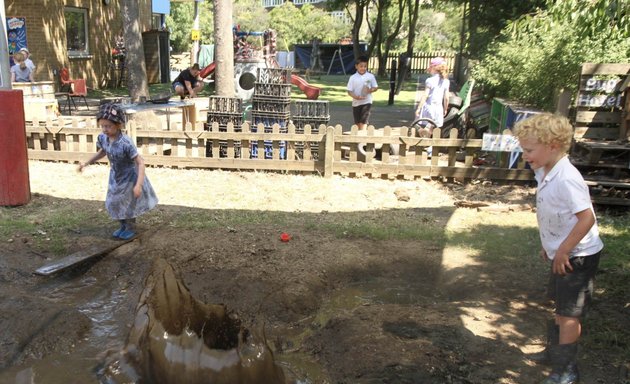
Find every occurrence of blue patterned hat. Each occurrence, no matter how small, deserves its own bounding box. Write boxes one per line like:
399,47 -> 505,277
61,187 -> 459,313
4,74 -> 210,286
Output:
97,102 -> 126,124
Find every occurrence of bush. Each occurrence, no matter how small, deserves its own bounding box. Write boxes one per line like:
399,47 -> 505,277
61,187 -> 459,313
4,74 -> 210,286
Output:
472,0 -> 630,110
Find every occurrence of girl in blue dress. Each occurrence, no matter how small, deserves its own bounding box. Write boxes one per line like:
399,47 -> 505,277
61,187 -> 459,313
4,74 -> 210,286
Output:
78,103 -> 158,240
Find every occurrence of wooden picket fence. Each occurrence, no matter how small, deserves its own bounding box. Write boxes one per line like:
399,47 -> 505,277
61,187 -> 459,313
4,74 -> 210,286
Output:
369,51 -> 456,75
24,117 -> 533,181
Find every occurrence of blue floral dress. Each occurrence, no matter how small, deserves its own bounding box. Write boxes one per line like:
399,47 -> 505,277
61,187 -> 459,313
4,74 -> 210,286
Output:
97,132 -> 158,220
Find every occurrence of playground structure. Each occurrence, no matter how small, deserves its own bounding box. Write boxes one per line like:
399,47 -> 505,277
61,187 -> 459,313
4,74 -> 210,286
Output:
197,28 -> 320,101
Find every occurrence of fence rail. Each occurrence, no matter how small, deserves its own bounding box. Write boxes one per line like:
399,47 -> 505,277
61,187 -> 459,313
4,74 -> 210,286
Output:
24,117 -> 533,182
369,51 -> 456,75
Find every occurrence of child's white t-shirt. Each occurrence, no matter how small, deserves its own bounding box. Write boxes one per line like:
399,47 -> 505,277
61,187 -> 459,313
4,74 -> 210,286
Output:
534,156 -> 603,260
347,72 -> 378,107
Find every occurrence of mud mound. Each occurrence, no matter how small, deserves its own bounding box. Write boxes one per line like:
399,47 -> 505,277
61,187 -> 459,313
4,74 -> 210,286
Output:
102,258 -> 286,383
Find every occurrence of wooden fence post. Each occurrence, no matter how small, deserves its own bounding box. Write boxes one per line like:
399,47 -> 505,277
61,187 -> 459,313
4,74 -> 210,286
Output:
324,126 -> 335,178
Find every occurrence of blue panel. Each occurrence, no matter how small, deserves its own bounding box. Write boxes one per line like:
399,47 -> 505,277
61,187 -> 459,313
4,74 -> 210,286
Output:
152,0 -> 170,14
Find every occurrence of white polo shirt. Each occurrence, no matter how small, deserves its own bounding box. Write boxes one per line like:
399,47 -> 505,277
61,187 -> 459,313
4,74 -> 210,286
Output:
534,156 -> 603,260
347,71 -> 378,107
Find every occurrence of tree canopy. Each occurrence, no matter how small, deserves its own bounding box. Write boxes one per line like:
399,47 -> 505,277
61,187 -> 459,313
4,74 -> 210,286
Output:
472,0 -> 630,110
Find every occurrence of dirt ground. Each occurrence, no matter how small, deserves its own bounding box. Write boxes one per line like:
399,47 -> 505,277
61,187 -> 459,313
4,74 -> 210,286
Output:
0,161 -> 627,383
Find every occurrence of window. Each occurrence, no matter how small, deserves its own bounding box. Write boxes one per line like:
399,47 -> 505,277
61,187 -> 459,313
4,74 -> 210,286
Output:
65,7 -> 89,56
152,14 -> 163,30
261,0 -> 284,8
330,10 -> 351,24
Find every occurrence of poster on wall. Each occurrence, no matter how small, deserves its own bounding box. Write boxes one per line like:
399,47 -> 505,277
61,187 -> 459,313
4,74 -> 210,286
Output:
6,17 -> 28,66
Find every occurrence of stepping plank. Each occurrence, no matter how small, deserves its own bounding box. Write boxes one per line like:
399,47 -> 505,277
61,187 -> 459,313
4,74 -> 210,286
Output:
35,239 -> 133,276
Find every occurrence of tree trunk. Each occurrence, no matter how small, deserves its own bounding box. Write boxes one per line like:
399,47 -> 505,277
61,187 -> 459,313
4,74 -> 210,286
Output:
406,0 -> 420,56
121,0 -> 149,101
351,2 -> 366,59
214,0 -> 235,97
379,0 -> 405,78
365,0 -> 384,60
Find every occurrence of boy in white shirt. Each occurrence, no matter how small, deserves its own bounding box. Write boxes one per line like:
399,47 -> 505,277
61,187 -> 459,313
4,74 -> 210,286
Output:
515,113 -> 603,384
346,55 -> 378,130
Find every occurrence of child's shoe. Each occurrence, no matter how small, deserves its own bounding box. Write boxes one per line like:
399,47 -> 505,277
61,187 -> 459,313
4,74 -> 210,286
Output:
112,222 -> 126,238
118,229 -> 136,240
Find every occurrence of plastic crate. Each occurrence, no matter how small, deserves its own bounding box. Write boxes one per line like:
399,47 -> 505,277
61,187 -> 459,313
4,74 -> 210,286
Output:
291,117 -> 328,161
293,100 -> 329,118
252,96 -> 291,113
207,111 -> 243,128
249,122 -> 287,159
489,98 -> 509,133
251,141 -> 286,160
251,111 -> 290,129
505,105 -> 542,130
253,82 -> 291,98
203,123 -> 243,158
208,96 -> 243,113
257,67 -> 292,84
292,117 -> 329,133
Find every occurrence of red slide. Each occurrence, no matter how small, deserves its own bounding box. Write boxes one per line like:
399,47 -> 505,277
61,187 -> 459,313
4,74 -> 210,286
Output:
199,62 -> 216,78
291,74 -> 321,100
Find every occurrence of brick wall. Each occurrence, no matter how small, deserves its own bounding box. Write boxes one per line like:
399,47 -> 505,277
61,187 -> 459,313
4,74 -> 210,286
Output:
6,0 -> 153,90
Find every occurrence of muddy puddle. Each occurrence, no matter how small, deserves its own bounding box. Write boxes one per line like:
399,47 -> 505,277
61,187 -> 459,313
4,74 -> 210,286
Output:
1,253 -> 437,384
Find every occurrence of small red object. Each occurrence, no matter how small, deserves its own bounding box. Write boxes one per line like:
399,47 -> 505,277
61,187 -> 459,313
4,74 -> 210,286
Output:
280,232 -> 291,242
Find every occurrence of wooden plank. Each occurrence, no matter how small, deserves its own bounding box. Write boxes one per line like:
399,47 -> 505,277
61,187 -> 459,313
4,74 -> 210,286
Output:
430,166 -> 534,181
585,180 -> 630,188
573,126 -> 621,140
591,196 -> 630,206
578,77 -> 626,93
324,126 -> 334,178
35,239 -> 134,276
581,63 -> 630,76
574,140 -> 630,151
575,111 -> 622,125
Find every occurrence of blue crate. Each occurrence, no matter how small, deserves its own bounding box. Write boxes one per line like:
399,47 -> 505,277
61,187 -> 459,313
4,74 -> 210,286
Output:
505,105 -> 542,131
250,141 -> 286,159
249,120 -> 287,160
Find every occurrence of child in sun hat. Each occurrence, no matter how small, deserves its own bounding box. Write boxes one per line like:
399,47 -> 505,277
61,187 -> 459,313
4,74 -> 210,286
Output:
78,103 -> 158,240
18,47 -> 36,71
414,56 -> 450,132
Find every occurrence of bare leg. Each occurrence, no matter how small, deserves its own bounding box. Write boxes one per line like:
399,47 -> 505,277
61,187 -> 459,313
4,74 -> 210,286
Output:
174,85 -> 186,98
191,82 -> 204,96
557,315 -> 581,344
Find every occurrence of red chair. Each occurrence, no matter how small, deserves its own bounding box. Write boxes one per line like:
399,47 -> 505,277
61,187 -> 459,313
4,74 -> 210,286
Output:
69,78 -> 89,110
59,68 -> 89,110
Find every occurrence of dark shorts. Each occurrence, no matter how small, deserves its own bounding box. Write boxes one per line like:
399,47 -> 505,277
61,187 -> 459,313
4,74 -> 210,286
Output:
353,103 -> 372,125
172,82 -> 200,94
547,252 -> 601,318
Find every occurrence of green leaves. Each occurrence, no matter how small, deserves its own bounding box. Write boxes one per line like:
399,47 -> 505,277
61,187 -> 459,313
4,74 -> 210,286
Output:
472,0 -> 630,110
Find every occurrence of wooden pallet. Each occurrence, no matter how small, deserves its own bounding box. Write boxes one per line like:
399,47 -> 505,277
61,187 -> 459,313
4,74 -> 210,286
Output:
35,238 -> 134,276
586,179 -> 630,206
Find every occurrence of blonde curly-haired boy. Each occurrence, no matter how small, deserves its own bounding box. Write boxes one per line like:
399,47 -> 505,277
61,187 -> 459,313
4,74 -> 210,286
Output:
515,113 -> 603,384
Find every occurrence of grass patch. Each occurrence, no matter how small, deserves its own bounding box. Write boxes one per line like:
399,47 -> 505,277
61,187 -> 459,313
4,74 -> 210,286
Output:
170,209 -> 294,230
311,220 -> 446,242
1,202 -> 108,255
89,74 -> 419,110
291,74 -> 418,108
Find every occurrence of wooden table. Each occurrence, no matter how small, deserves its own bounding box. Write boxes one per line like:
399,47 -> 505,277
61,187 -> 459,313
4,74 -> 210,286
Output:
122,100 -> 196,130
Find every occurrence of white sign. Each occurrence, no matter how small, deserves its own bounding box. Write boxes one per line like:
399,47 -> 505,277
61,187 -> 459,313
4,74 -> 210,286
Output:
482,133 -> 522,152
